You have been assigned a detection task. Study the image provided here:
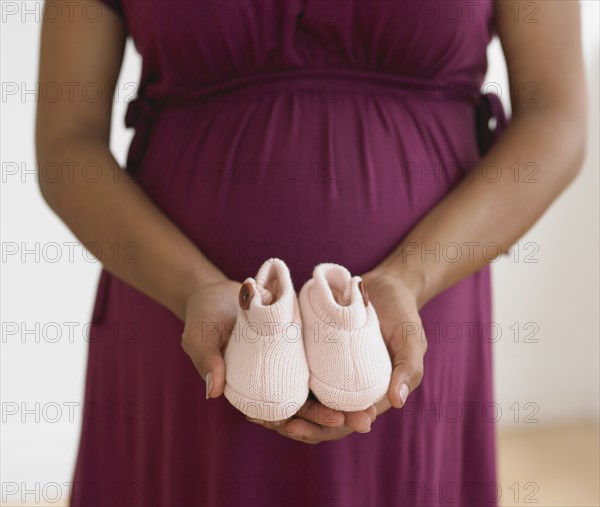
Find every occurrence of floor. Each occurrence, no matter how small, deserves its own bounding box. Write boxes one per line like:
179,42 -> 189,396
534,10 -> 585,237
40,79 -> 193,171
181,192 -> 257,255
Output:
497,424 -> 600,507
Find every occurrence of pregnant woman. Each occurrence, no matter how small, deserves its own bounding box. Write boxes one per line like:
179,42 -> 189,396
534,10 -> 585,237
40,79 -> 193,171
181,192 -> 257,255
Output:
36,1 -> 585,506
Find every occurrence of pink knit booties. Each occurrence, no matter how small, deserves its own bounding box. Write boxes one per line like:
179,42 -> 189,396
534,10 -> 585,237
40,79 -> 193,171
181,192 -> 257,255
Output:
224,258 -> 309,421
299,263 -> 392,411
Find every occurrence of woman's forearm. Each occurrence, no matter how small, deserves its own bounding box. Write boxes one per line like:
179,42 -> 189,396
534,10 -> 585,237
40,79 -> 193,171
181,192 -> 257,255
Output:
375,0 -> 587,309
36,131 -> 226,321
35,5 -> 224,322
378,105 -> 586,308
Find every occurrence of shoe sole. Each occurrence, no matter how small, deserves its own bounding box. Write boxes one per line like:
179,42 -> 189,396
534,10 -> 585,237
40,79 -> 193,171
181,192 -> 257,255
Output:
309,375 -> 389,412
224,383 -> 308,422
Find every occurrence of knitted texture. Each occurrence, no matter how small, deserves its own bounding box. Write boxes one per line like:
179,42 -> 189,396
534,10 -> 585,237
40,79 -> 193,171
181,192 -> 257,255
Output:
224,258 -> 309,421
299,263 -> 392,411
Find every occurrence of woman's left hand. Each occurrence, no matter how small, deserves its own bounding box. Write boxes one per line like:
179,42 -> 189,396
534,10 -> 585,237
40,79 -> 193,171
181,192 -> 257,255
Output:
248,266 -> 428,444
361,266 -> 428,415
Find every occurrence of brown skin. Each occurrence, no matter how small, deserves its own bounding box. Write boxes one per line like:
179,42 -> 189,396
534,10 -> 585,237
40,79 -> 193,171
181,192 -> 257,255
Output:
37,0 -> 586,444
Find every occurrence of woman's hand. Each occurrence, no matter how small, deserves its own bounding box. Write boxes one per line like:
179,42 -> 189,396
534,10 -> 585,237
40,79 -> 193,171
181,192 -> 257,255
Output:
247,266 -> 427,444
362,267 -> 428,411
247,398 -> 377,445
190,266 -> 425,444
181,279 -> 241,399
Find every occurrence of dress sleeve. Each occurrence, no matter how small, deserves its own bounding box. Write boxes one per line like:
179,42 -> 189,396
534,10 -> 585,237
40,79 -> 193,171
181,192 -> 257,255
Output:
97,0 -> 123,17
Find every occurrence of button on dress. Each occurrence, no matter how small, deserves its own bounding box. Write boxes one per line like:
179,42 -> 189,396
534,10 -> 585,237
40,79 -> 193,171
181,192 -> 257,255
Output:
71,1 -> 508,506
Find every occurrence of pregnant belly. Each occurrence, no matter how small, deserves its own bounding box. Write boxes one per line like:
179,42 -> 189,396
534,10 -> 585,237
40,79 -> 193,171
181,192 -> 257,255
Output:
134,78 -> 479,284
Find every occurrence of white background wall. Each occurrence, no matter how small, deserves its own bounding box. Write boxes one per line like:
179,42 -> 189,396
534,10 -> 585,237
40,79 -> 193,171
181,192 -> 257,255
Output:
1,1 -> 598,504
488,4 -> 600,428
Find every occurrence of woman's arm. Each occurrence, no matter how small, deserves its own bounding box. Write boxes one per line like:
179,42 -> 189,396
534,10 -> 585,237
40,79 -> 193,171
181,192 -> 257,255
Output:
366,0 -> 586,412
379,0 -> 586,307
36,1 -> 226,321
35,0 -> 235,394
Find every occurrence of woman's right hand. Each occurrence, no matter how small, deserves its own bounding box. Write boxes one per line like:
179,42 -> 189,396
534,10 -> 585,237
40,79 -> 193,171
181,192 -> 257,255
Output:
181,279 -> 241,399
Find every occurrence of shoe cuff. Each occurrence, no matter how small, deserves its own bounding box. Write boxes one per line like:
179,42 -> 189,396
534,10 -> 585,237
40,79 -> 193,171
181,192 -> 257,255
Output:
304,263 -> 368,330
240,258 -> 299,336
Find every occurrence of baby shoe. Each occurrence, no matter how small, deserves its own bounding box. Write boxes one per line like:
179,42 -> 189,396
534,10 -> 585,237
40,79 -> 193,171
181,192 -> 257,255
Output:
224,258 -> 309,421
299,263 -> 392,411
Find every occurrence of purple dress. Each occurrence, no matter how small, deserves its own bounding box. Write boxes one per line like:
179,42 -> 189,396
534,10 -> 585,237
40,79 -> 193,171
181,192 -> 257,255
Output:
72,1 -> 508,506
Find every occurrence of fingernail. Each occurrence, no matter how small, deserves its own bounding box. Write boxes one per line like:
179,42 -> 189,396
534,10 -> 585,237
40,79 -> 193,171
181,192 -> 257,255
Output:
205,372 -> 213,400
399,384 -> 410,406
247,418 -> 264,425
358,426 -> 371,434
272,421 -> 281,427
